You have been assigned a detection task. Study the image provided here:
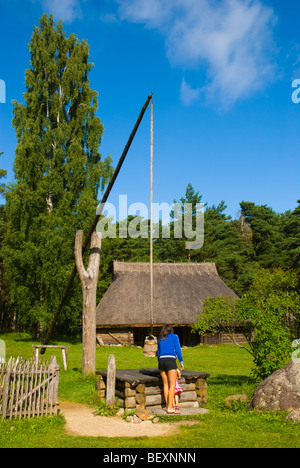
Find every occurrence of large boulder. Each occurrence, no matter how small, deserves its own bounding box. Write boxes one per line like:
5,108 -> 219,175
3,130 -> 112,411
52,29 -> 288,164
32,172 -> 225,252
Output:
248,361 -> 300,412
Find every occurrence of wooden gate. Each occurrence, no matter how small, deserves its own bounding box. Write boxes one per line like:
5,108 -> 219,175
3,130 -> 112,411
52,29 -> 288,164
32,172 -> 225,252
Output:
0,356 -> 60,420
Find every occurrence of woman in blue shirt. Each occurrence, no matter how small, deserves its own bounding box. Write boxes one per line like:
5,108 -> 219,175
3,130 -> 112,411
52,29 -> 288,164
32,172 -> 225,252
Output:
157,324 -> 184,414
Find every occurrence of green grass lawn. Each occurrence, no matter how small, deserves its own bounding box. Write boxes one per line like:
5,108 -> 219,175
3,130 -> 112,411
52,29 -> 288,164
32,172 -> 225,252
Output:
1,333 -> 300,448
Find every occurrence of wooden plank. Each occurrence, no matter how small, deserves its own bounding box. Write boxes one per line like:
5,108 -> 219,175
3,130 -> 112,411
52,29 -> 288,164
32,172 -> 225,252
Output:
146,401 -> 197,410
175,401 -> 198,408
143,382 -> 195,395
20,362 -> 26,419
145,390 -> 197,407
36,363 -> 42,418
144,385 -> 163,395
32,360 -> 38,417
32,345 -> 70,350
61,349 -> 67,371
14,362 -> 21,419
96,335 -> 105,346
2,358 -> 11,419
145,393 -> 164,407
28,364 -> 34,419
41,364 -> 45,417
108,332 -> 123,345
179,382 -> 196,391
179,391 -> 197,402
9,360 -> 17,419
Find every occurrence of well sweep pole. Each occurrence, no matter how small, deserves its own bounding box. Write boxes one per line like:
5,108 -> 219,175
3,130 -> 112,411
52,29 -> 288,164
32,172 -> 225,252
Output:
150,96 -> 154,336
42,93 -> 153,352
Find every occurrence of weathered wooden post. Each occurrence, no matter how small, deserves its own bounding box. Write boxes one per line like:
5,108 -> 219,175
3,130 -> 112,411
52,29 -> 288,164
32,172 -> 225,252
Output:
75,230 -> 101,375
48,356 -> 60,414
106,354 -> 116,407
2,358 -> 11,420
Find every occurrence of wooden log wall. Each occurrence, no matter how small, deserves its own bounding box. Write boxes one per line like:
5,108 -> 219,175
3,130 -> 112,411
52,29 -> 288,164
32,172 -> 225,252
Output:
95,375 -> 208,410
96,328 -> 248,346
96,330 -> 134,346
201,332 -> 247,345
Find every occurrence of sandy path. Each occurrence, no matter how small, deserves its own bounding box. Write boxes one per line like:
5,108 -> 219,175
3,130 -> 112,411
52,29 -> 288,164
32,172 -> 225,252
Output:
59,401 -> 194,438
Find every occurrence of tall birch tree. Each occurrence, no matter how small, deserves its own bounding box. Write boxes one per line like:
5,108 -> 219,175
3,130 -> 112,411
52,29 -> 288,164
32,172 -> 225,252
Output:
2,14 -> 112,334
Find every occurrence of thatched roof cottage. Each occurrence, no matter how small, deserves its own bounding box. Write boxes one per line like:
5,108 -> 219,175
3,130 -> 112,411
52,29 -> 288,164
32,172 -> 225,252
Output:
96,261 -> 242,347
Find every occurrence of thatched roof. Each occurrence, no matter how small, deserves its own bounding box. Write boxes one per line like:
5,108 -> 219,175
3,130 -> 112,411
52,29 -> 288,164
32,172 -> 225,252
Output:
96,262 -> 238,328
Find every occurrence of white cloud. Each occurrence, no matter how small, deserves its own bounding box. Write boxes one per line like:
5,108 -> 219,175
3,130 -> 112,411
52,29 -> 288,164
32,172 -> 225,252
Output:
99,12 -> 119,24
116,0 -> 278,110
40,0 -> 82,23
180,78 -> 200,106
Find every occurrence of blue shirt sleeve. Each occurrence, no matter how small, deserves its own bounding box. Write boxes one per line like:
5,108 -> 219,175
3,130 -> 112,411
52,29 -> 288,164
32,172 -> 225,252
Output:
173,334 -> 183,364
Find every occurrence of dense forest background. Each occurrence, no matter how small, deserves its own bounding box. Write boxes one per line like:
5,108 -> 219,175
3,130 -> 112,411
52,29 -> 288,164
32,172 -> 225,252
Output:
98,184 -> 300,301
0,176 -> 299,336
0,14 -> 299,338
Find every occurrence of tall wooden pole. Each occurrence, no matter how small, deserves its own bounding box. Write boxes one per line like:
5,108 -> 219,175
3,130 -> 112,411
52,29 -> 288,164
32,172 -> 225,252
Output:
150,96 -> 154,336
74,230 -> 101,374
42,94 -> 153,352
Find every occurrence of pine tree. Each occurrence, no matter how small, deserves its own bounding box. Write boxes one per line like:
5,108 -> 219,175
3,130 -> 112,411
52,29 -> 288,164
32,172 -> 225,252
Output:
2,14 -> 112,334
0,152 -> 6,196
239,201 -> 287,269
282,200 -> 300,270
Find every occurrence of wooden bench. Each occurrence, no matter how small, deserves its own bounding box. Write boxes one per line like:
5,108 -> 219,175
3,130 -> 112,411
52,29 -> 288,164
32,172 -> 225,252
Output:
32,345 -> 70,371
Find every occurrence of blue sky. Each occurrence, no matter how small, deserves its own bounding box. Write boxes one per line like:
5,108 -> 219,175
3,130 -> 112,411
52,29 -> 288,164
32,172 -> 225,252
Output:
0,0 -> 299,219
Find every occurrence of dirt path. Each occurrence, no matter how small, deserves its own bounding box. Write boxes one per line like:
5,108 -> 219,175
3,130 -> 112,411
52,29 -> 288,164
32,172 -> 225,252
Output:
59,401 -> 196,438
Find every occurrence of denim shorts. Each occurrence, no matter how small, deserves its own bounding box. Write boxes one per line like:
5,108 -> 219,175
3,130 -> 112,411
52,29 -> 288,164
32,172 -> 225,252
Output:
158,357 -> 177,372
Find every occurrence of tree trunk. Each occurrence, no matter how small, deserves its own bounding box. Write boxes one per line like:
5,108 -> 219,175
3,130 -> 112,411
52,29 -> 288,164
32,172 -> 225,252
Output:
74,230 -> 101,374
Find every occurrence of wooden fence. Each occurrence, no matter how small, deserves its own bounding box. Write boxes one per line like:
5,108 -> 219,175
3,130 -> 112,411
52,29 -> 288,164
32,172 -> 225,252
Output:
0,356 -> 60,420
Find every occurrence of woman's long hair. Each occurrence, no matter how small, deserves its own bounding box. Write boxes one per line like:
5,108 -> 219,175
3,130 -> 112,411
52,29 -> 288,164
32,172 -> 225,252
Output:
160,324 -> 174,341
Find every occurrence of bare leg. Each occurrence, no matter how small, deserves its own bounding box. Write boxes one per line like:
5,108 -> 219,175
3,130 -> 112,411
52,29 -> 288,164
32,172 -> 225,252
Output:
160,370 -> 169,410
167,369 -> 177,412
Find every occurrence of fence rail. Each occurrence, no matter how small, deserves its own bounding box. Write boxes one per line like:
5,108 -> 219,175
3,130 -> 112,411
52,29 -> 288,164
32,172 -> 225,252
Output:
0,356 -> 60,420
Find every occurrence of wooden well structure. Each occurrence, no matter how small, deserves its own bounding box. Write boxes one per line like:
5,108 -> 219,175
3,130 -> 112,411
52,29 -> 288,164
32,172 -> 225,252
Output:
95,368 -> 210,410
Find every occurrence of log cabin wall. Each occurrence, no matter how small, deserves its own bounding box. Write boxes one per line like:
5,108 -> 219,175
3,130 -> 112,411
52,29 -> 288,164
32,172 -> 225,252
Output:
96,326 -> 247,347
96,329 -> 134,346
